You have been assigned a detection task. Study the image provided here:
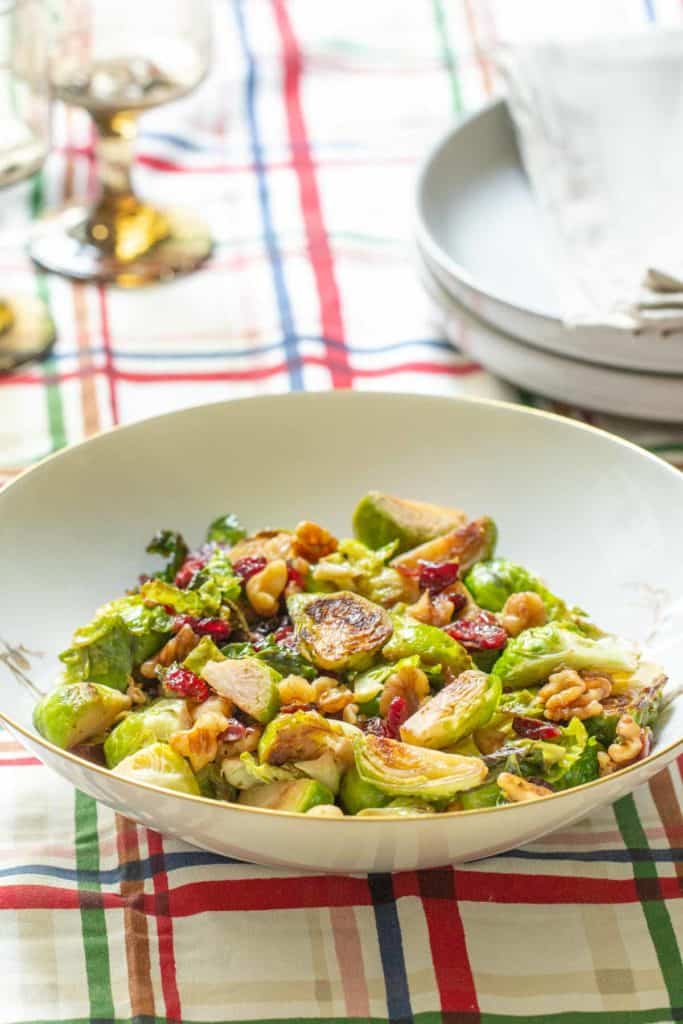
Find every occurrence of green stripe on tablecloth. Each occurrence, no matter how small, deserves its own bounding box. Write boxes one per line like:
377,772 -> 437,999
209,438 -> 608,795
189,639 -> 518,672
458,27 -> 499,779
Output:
74,790 -> 115,1021
16,1009 -> 683,1024
30,172 -> 66,453
614,794 -> 683,1014
431,0 -> 463,114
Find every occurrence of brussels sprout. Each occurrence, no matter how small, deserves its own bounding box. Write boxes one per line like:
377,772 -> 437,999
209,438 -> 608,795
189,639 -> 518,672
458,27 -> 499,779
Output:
350,655 -> 435,711
585,663 -> 666,746
382,613 -> 470,673
60,596 -> 173,691
202,657 -> 280,723
34,683 -> 131,750
207,512 -> 247,546
356,801 -> 437,817
221,638 -> 318,682
339,764 -> 391,815
390,516 -> 497,574
182,636 -> 225,676
288,591 -> 392,672
145,529 -> 189,582
113,742 -> 201,795
221,752 -> 298,790
238,778 -> 334,812
195,762 -> 237,801
492,624 -> 638,690
544,718 -> 599,790
104,698 -> 192,768
460,780 -> 503,810
463,559 -> 568,616
295,750 -> 343,795
400,670 -> 501,749
312,538 -> 406,606
352,492 -> 467,553
354,734 -> 487,801
258,710 -> 350,766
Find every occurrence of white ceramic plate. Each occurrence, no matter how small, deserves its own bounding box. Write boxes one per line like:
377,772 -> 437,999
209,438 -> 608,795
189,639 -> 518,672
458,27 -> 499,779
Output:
416,99 -> 683,376
1,393 -> 681,872
420,254 -> 683,424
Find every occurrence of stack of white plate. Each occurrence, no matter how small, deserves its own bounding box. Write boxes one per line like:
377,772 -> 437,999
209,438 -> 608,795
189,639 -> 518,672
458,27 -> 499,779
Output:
415,100 -> 683,423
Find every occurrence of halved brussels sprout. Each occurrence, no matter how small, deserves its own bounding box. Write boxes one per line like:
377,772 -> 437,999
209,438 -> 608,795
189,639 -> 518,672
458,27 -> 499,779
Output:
295,750 -> 343,795
238,778 -> 334,812
195,761 -> 237,801
221,752 -> 298,790
390,516 -> 497,574
339,764 -> 391,815
382,613 -> 470,673
104,698 -> 192,768
400,670 -> 501,749
352,492 -> 467,554
463,559 -> 567,616
113,742 -> 200,795
202,657 -> 280,723
312,538 -> 406,606
356,801 -> 436,817
258,710 -> 351,766
354,733 -> 487,801
33,683 -> 131,750
288,591 -> 392,672
492,624 -> 638,690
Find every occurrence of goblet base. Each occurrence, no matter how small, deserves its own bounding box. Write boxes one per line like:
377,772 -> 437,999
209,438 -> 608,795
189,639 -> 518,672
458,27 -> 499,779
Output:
0,296 -> 56,373
30,202 -> 213,287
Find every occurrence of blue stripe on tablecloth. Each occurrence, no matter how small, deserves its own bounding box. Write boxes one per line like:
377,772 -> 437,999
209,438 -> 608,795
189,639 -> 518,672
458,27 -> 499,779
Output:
643,0 -> 656,22
368,874 -> 413,1024
232,0 -> 303,390
0,845 -> 680,885
39,337 -> 454,362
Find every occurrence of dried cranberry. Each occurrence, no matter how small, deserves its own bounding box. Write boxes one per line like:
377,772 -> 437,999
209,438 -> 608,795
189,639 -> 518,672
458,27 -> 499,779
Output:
164,665 -> 210,702
174,554 -> 208,589
172,614 -> 231,643
384,696 -> 409,739
445,612 -> 507,651
526,777 -> 555,792
220,718 -> 246,742
417,560 -> 459,594
512,716 -> 562,742
450,592 -> 468,615
286,563 -> 306,588
233,555 -> 267,581
273,624 -> 296,646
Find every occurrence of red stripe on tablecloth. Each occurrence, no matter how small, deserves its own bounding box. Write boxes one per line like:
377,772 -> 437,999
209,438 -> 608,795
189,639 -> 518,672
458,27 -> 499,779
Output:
146,830 -> 182,1022
2,873 -> 682,912
0,757 -> 41,766
417,869 -> 479,1016
97,285 -> 119,425
0,357 -> 479,387
272,0 -> 352,388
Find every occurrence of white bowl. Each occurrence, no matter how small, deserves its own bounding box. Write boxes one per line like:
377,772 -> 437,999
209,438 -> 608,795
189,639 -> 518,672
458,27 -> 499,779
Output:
1,392 -> 681,872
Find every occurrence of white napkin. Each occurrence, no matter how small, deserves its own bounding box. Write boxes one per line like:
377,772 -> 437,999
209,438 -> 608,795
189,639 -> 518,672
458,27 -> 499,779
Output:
498,30 -> 683,331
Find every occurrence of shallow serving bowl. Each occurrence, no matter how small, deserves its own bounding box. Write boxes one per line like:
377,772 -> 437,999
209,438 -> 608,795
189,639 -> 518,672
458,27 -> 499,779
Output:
1,392 -> 681,872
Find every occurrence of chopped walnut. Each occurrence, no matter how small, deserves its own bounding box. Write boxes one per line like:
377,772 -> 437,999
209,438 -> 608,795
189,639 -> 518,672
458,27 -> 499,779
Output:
539,668 -> 612,721
342,702 -> 360,726
170,696 -> 232,772
229,530 -> 294,564
317,685 -> 356,714
140,623 -> 199,679
245,559 -> 288,616
378,662 -> 430,717
278,675 -> 316,705
497,771 -> 552,803
500,592 -> 547,637
278,675 -> 354,714
306,804 -> 344,818
407,589 -> 454,627
293,521 -> 338,563
126,678 -> 148,705
606,713 -> 646,767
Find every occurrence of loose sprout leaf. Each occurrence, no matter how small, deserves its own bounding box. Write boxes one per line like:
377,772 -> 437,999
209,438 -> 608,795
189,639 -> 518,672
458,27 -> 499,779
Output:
145,529 -> 189,582
312,538 -> 405,606
141,551 -> 241,618
492,624 -> 638,690
207,513 -> 248,546
182,636 -> 225,677
382,613 -> 471,673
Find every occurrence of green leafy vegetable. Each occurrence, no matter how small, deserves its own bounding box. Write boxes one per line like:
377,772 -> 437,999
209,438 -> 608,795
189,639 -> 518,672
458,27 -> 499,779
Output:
207,513 -> 247,546
145,529 -> 189,582
354,733 -> 488,802
34,682 -> 131,749
104,698 -> 191,767
182,636 -> 225,676
492,624 -> 638,690
312,538 -> 405,606
382,613 -> 471,673
113,742 -> 201,795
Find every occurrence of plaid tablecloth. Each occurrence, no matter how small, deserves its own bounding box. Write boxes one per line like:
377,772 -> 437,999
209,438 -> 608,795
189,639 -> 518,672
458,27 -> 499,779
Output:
1,2 -> 682,1022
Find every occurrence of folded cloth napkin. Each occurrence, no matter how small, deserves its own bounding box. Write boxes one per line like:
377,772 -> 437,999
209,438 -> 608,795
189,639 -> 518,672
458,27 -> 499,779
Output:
498,29 -> 683,331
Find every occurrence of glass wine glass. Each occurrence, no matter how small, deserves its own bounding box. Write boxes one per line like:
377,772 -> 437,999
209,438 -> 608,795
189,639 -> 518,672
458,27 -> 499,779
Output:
30,0 -> 213,287
0,0 -> 55,372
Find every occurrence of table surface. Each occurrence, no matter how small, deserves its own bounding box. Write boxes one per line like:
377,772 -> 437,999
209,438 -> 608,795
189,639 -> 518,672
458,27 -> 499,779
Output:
0,2 -> 681,1022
